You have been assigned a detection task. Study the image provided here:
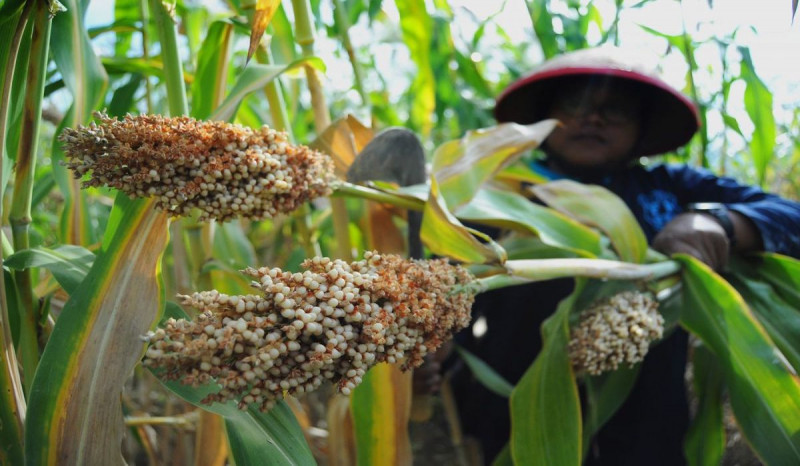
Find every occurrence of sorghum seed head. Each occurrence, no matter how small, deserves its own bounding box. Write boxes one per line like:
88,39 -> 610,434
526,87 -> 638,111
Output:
143,252 -> 475,412
568,291 -> 664,376
60,112 -> 334,222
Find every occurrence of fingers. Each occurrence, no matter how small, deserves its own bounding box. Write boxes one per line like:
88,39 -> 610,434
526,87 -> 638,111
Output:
653,213 -> 730,271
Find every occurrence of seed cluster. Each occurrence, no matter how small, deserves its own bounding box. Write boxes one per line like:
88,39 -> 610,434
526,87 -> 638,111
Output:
60,113 -> 334,222
142,252 -> 474,412
568,291 -> 663,376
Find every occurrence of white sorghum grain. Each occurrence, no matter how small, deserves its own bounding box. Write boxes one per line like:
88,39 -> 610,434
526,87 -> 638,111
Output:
142,252 -> 475,412
568,291 -> 663,376
59,112 -> 333,222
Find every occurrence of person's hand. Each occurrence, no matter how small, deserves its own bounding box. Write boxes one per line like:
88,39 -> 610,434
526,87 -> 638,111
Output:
652,213 -> 730,271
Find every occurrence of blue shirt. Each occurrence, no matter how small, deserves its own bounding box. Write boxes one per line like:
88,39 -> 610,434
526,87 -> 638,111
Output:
531,160 -> 800,257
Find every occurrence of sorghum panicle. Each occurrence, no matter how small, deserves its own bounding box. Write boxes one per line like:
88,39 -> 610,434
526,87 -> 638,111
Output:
568,291 -> 664,376
59,113 -> 334,222
142,252 -> 474,412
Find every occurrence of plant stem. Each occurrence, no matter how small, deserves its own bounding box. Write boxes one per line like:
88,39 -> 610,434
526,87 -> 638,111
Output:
332,181 -> 425,211
502,258 -> 681,283
125,413 -> 198,427
0,1 -> 32,443
11,0 -> 54,393
139,0 -> 154,113
291,0 -> 352,260
149,0 -> 188,116
332,0 -> 368,108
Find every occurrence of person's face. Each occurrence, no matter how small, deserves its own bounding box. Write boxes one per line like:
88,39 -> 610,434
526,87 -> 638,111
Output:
543,79 -> 643,178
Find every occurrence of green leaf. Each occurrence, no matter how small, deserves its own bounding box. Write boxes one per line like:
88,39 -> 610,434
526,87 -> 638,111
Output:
396,0 -> 435,136
351,363 -> 413,465
4,245 -> 94,295
107,73 -> 143,117
678,255 -> 800,465
492,443 -> 513,466
531,180 -> 647,263
420,176 -> 505,265
739,47 -> 775,187
684,343 -> 725,466
751,253 -> 800,309
191,19 -> 234,120
210,58 -> 325,122
510,280 -> 582,466
728,274 -> 800,374
213,221 -> 258,269
455,345 -> 514,398
455,187 -> 602,257
432,120 -> 557,210
159,377 -> 316,466
582,365 -> 639,455
25,196 -> 169,465
527,0 -> 559,58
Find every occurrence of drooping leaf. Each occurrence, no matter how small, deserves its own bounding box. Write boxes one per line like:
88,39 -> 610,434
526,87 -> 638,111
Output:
421,176 -> 505,265
309,114 -> 373,178
432,120 -> 557,210
25,196 -> 169,465
5,245 -> 94,295
351,363 -> 413,465
684,343 -> 725,466
678,255 -> 800,465
455,187 -> 602,257
531,180 -> 647,263
210,58 -> 325,122
510,279 -> 582,466
248,0 -> 282,64
455,345 -> 514,398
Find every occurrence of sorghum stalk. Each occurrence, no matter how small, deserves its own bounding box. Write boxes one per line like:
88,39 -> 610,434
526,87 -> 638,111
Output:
148,0 -> 188,116
10,0 -> 55,392
0,6 -> 33,443
291,0 -> 353,261
332,0 -> 368,109
503,258 -> 681,283
138,0 -> 154,112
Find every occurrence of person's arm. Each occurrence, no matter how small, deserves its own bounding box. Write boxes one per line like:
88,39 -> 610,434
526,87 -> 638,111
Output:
652,164 -> 800,269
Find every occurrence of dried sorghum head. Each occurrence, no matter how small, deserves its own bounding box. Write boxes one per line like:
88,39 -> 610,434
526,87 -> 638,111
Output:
60,113 -> 334,222
142,252 -> 474,412
568,291 -> 663,376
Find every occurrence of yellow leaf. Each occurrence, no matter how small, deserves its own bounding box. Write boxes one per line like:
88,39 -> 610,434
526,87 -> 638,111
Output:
247,0 -> 282,64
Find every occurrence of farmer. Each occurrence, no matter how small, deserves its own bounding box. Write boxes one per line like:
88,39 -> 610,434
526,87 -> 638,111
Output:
418,47 -> 800,465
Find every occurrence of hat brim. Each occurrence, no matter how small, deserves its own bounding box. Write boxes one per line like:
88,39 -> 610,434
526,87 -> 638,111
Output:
494,68 -> 700,156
